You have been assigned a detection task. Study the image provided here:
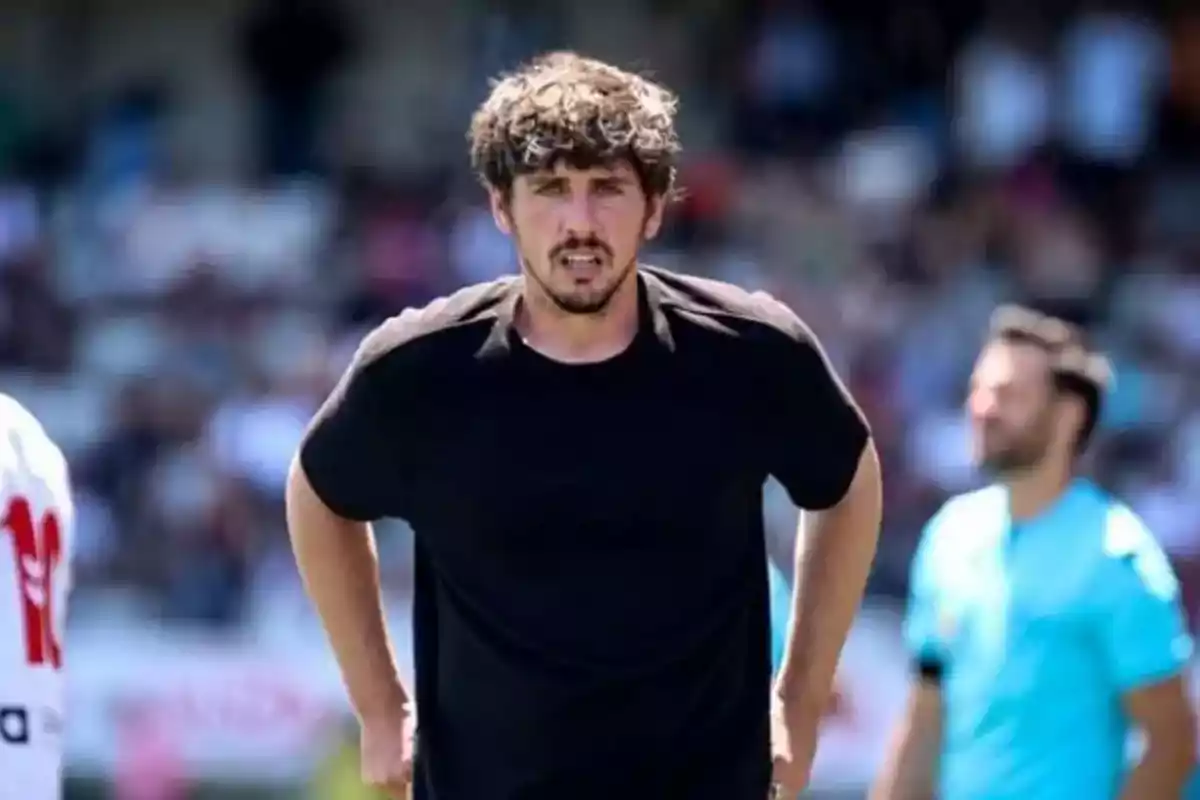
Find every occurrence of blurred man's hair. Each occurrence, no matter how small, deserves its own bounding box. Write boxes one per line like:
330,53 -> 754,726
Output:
988,305 -> 1113,454
467,51 -> 681,200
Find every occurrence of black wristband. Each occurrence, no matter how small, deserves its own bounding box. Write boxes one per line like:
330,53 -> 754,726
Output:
916,656 -> 944,682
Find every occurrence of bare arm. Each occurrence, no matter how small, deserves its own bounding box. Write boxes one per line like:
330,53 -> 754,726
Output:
1118,675 -> 1196,800
872,504 -> 952,800
870,678 -> 943,800
286,318 -> 419,725
775,443 -> 882,720
286,460 -> 410,723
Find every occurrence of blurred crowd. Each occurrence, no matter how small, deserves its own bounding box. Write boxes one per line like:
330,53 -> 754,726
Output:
1,0 -> 1199,633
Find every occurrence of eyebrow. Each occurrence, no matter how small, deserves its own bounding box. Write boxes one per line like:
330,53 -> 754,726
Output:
526,173 -> 633,191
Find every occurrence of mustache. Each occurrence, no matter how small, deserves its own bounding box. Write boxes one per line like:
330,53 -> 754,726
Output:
549,237 -> 612,261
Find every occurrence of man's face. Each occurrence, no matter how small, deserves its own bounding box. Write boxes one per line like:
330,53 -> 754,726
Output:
491,161 -> 664,314
967,340 -> 1061,474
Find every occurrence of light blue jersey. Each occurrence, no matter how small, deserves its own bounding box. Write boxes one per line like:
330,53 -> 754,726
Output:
906,479 -> 1193,800
768,560 -> 792,675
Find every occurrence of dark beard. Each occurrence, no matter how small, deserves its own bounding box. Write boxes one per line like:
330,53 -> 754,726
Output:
977,406 -> 1057,476
526,257 -> 637,315
981,450 -> 1043,476
979,435 -> 1052,476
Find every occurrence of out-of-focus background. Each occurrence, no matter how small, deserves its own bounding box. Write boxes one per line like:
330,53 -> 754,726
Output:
0,0 -> 1198,796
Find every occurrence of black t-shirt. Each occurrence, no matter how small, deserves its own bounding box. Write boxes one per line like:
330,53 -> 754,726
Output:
300,266 -> 870,800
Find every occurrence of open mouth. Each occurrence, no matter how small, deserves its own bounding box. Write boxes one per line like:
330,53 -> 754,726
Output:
556,251 -> 605,269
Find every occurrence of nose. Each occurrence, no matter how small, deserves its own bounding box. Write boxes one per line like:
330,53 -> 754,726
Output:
968,388 -> 1000,420
560,193 -> 599,238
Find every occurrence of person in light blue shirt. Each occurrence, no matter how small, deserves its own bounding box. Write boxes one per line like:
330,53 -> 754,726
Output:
769,558 -> 792,676
871,306 -> 1196,800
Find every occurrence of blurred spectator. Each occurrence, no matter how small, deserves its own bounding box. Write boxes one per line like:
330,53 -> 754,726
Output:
954,9 -> 1053,172
1160,8 -> 1200,161
0,178 -> 39,261
356,178 -> 446,311
0,87 -> 30,177
0,246 -> 75,372
82,83 -> 171,197
735,0 -> 844,153
1059,2 -> 1166,167
240,0 -> 353,177
449,200 -> 516,285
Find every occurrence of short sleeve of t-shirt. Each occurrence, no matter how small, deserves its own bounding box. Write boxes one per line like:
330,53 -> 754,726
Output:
904,509 -> 951,669
754,298 -> 870,510
1093,509 -> 1193,692
299,320 -> 413,522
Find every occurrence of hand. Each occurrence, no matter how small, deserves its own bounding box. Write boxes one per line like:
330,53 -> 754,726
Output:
360,705 -> 417,799
769,692 -> 818,798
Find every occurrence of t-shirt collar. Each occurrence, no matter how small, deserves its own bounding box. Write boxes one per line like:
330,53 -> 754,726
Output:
478,266 -> 676,359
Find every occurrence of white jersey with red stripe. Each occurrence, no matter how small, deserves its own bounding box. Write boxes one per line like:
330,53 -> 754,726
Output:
0,394 -> 73,799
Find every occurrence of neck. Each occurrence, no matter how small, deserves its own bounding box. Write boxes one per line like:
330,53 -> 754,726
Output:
1005,459 -> 1074,521
518,270 -> 641,363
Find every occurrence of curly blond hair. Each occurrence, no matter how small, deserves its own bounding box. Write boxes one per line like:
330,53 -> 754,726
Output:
468,52 -> 681,199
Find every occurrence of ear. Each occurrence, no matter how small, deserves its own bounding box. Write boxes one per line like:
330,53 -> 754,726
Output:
642,194 -> 666,241
489,188 -> 513,236
1057,394 -> 1086,449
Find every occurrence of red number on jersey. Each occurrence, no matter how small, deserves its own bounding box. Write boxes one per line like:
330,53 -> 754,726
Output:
2,496 -> 63,669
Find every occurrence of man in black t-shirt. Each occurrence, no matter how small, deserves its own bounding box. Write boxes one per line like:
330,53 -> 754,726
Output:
287,51 -> 883,800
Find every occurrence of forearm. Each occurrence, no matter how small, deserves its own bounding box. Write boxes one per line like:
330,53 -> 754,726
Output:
1118,742 -> 1195,800
286,459 -> 410,721
871,738 -> 938,800
776,446 -> 882,712
870,687 -> 942,800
